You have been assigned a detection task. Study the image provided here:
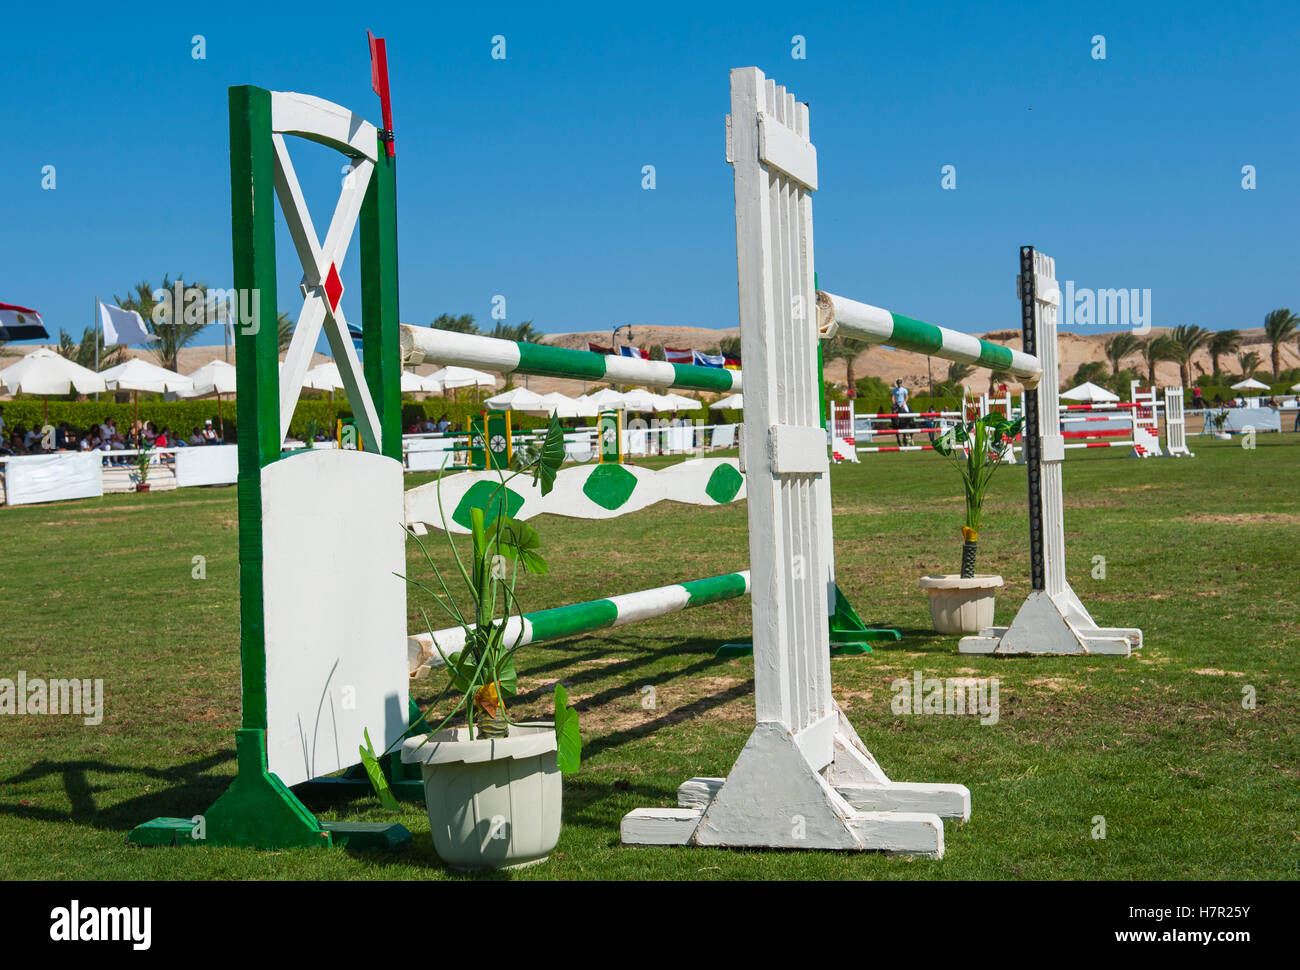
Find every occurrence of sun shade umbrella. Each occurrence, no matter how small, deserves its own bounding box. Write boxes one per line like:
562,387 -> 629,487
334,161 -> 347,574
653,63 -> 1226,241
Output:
1,348 -> 108,424
184,360 -> 238,437
535,392 -> 596,418
100,358 -> 194,426
1230,378 -> 1270,392
484,387 -> 546,411
1060,381 -> 1119,403
583,387 -> 629,410
302,362 -> 346,431
709,393 -> 743,410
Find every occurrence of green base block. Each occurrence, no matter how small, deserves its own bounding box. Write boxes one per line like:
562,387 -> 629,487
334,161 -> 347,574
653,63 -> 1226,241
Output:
828,581 -> 899,646
321,821 -> 413,851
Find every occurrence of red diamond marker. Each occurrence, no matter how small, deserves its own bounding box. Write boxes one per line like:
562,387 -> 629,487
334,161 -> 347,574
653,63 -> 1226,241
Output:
323,263 -> 344,313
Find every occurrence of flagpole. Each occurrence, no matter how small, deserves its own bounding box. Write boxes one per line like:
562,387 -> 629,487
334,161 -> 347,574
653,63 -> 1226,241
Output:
94,295 -> 100,401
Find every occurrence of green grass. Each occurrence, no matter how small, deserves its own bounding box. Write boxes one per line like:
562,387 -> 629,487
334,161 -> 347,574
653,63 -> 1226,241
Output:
1,436 -> 1297,879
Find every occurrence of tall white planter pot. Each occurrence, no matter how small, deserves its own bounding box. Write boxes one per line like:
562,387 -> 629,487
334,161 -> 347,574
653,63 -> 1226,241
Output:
401,722 -> 562,870
919,574 -> 1003,635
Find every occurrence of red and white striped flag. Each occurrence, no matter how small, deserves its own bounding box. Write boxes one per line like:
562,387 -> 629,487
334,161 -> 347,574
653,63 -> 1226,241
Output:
664,347 -> 695,365
0,303 -> 48,340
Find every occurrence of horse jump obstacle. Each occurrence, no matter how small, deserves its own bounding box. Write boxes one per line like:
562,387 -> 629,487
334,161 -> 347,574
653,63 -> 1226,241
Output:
400,325 -> 888,651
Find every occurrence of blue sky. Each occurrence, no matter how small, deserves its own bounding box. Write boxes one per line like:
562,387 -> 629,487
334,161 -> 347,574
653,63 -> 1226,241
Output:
2,0 -> 1296,351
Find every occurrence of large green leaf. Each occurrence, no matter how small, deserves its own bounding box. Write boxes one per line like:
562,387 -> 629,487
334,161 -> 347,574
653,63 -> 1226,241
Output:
493,517 -> 548,574
358,728 -> 400,811
531,414 -> 566,496
553,683 -> 582,774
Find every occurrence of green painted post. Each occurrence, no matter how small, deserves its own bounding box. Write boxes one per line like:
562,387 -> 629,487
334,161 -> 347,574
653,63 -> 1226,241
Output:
361,131 -> 402,461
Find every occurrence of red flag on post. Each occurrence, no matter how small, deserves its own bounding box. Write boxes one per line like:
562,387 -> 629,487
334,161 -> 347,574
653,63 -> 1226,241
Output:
367,30 -> 395,158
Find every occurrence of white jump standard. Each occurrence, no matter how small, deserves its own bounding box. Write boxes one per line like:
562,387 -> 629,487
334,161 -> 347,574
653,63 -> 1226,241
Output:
957,249 -> 1143,656
623,68 -> 972,858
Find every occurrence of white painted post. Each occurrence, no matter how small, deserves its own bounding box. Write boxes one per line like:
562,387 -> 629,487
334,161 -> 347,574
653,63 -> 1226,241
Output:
1164,387 -> 1194,457
958,249 -> 1143,656
623,68 -> 968,856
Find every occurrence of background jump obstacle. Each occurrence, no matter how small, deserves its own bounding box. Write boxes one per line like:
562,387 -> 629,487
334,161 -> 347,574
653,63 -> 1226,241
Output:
623,68 -> 972,858
130,87 -> 414,850
957,249 -> 1143,656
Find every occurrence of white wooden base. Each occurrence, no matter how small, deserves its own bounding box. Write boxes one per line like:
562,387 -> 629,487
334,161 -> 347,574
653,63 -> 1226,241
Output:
958,588 -> 1142,656
622,703 -> 968,857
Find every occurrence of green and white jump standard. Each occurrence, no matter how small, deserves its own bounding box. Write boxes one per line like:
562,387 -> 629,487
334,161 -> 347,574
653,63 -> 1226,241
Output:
130,87 -> 414,850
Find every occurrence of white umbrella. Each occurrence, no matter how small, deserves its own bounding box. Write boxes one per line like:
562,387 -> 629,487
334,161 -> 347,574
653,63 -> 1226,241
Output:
303,362 -> 345,391
1,348 -> 108,424
429,366 -> 497,390
1060,380 -> 1119,403
484,387 -> 546,411
1291,382 -> 1300,392
101,357 -> 194,426
185,360 -> 237,397
584,387 -> 629,410
710,393 -> 743,410
658,393 -> 702,411
184,360 -> 238,438
400,370 -> 430,393
1230,378 -> 1270,391
535,392 -> 596,418
620,387 -> 673,413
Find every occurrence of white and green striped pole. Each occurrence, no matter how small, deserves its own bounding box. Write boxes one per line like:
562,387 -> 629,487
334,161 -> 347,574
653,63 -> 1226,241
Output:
400,325 -> 741,394
409,571 -> 750,673
816,291 -> 1043,385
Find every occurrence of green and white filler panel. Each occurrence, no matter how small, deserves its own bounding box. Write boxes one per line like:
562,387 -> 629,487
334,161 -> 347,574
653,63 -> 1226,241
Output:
130,86 -> 413,849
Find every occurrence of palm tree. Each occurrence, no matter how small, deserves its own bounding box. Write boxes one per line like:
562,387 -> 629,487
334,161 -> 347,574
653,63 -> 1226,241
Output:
1237,351 -> 1262,379
1208,329 -> 1241,377
1263,308 -> 1298,378
56,327 -> 127,371
115,274 -> 217,372
1104,333 -> 1140,376
432,313 -> 478,334
947,362 -> 973,385
822,336 -> 868,396
489,320 -> 542,343
987,367 -> 1011,395
718,336 -> 742,358
1168,325 -> 1212,389
276,312 -> 295,354
1137,335 -> 1178,385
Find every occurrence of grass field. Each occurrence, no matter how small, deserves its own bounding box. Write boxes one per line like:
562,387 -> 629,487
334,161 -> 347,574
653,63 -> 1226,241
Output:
1,436 -> 1297,880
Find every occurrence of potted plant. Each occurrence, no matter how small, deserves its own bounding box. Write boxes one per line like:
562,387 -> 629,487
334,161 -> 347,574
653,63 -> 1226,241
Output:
363,414 -> 581,870
302,418 -> 320,449
918,413 -> 1023,635
134,440 -> 155,492
1209,409 -> 1231,440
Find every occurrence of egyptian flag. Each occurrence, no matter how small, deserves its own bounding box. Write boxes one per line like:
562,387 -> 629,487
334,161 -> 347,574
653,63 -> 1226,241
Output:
0,303 -> 49,340
723,353 -> 741,370
619,345 -> 649,359
588,342 -> 614,355
664,347 -> 695,365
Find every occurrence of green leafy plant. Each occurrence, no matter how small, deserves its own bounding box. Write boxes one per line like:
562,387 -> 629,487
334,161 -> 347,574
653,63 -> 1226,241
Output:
134,439 -> 155,487
932,412 -> 1023,578
360,413 -> 580,798
303,418 -> 319,449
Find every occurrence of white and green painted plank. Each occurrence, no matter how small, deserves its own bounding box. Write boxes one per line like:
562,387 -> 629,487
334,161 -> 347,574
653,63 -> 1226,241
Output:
409,571 -> 750,676
399,326 -> 741,394
404,457 -> 745,535
815,290 -> 1042,385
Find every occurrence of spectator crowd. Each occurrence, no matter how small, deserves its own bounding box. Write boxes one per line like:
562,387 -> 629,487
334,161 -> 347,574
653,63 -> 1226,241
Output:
0,406 -> 224,458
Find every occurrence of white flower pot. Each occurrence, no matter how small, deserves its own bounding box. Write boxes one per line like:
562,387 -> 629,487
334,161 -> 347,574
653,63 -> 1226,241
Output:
401,721 -> 562,870
918,574 -> 1004,635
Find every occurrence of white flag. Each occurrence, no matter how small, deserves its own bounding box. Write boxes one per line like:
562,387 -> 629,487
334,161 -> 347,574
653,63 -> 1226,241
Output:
99,302 -> 151,345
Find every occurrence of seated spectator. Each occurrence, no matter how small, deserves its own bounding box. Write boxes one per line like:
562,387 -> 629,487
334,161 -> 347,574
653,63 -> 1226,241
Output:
155,427 -> 169,448
202,420 -> 219,443
422,416 -> 437,433
55,422 -> 72,451
436,413 -> 451,433
24,426 -> 41,452
189,427 -> 204,446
